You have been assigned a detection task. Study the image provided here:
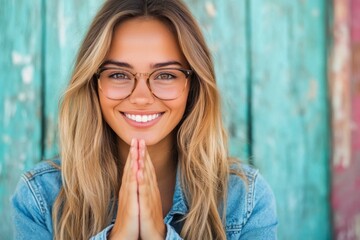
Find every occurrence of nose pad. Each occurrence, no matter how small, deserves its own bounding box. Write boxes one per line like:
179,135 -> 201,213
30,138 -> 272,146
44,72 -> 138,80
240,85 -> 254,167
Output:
128,79 -> 155,104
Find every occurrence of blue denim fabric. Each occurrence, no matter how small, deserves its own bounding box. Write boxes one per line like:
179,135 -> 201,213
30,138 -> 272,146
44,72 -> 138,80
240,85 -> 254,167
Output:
11,159 -> 278,239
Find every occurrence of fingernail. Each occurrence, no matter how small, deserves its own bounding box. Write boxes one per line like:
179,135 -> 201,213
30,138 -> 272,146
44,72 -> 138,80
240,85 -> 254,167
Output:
131,138 -> 135,147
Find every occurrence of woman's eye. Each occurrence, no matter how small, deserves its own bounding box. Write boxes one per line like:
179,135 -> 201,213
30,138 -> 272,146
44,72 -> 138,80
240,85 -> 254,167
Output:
156,73 -> 175,80
110,72 -> 130,79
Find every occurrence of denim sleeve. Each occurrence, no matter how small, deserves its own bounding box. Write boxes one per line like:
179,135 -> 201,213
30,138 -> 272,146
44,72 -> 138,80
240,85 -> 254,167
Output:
11,177 -> 53,240
90,223 -> 182,240
90,224 -> 113,239
240,173 -> 278,239
165,223 -> 183,240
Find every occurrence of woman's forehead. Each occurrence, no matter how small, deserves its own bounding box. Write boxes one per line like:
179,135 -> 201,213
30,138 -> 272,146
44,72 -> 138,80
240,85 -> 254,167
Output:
106,18 -> 188,69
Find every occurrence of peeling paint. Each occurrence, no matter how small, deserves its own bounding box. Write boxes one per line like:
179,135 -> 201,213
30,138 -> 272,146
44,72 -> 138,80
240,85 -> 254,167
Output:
330,5 -> 352,169
11,51 -> 31,65
332,27 -> 350,72
205,2 -> 216,18
19,153 -> 26,162
333,78 -> 345,120
333,143 -> 350,168
3,98 -> 17,127
2,135 -> 11,144
312,8 -> 320,17
331,0 -> 360,238
17,92 -> 26,101
307,79 -> 318,100
16,91 -> 35,102
21,65 -> 34,84
24,91 -> 35,102
58,2 -> 67,47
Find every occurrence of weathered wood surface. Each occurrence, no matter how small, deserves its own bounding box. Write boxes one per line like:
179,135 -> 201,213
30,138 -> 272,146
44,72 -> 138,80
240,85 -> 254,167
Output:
0,1 -> 103,239
43,1 -> 105,159
184,0 -> 250,160
0,0 -> 43,237
0,0 -> 332,239
331,0 -> 360,239
249,0 -> 330,239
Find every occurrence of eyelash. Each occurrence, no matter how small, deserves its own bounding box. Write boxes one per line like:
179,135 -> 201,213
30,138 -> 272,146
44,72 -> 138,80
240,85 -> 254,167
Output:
109,72 -> 131,79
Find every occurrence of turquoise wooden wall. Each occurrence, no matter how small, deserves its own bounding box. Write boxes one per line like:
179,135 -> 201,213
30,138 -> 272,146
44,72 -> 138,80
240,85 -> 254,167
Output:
0,0 -> 330,239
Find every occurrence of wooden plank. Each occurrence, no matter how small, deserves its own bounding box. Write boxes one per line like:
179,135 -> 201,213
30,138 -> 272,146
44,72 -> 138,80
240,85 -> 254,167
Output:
184,0 -> 250,160
0,0 -> 43,238
330,0 -> 352,238
331,0 -> 360,238
43,0 -> 104,159
249,0 -> 330,239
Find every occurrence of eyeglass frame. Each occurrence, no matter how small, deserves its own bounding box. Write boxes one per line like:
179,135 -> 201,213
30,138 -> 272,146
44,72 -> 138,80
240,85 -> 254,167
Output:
95,66 -> 193,101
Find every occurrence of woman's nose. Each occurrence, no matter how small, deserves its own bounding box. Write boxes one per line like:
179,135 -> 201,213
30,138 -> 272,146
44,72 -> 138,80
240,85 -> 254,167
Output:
128,78 -> 155,105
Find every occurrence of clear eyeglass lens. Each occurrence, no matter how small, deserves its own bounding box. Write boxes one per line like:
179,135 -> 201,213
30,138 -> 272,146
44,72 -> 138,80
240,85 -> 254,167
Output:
99,68 -> 188,100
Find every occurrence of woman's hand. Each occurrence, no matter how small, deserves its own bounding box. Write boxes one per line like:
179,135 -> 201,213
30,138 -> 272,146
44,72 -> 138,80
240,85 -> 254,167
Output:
109,139 -> 140,240
109,139 -> 166,240
137,139 -> 166,240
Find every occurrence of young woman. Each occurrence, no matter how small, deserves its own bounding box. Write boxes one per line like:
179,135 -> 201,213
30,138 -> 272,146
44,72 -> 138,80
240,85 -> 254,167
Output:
11,0 -> 277,239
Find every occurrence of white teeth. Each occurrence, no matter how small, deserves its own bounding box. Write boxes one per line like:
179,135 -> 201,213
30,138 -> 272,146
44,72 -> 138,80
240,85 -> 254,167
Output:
124,113 -> 161,123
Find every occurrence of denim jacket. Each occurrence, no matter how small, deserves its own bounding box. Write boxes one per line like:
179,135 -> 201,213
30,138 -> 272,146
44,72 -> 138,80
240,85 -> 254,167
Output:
11,159 -> 278,239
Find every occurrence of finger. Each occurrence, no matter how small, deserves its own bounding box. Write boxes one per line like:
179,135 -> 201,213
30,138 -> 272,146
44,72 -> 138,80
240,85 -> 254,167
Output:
138,139 -> 145,170
139,140 -> 157,190
145,149 -> 157,184
112,139 -> 140,239
137,140 -> 149,196
122,138 -> 135,178
121,140 -> 138,213
124,139 -> 138,183
137,140 -> 161,209
129,141 -> 139,181
136,139 -> 146,182
119,139 -> 139,220
119,139 -> 138,199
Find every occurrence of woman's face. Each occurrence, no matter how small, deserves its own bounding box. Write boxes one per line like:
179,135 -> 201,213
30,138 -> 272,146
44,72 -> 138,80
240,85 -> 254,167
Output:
98,18 -> 190,146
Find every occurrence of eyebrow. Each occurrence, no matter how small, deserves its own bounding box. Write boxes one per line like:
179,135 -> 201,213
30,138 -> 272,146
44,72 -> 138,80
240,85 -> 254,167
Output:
101,60 -> 184,69
152,61 -> 183,68
101,60 -> 132,68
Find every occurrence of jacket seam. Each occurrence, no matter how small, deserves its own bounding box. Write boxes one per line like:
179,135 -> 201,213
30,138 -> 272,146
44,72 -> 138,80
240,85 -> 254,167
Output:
21,175 -> 47,216
243,168 -> 258,226
23,165 -> 60,181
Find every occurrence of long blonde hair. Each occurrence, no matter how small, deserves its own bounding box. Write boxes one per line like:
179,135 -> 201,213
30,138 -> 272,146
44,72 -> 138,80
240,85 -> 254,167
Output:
54,0 -> 242,239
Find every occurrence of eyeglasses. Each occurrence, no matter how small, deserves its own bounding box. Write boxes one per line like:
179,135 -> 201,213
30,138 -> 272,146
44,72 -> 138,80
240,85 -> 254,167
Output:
96,67 -> 193,100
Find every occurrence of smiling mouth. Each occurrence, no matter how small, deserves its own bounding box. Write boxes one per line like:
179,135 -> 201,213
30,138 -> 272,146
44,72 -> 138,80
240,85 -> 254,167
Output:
123,113 -> 163,123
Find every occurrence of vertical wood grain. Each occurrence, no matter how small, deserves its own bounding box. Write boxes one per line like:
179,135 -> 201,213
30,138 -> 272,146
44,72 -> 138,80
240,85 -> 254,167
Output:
0,0 -> 334,239
43,0 -> 104,159
350,0 -> 360,156
330,0 -> 352,238
184,0 -> 250,160
331,0 -> 360,238
249,0 -> 330,239
350,1 -> 360,236
0,0 -> 43,239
